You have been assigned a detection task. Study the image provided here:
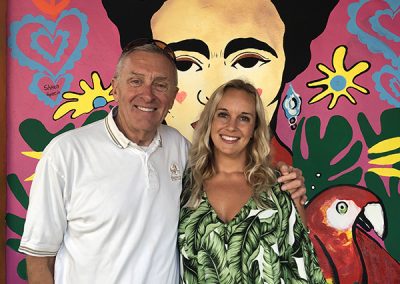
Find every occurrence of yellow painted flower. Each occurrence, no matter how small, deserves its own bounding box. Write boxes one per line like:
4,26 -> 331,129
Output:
308,45 -> 370,109
53,72 -> 113,120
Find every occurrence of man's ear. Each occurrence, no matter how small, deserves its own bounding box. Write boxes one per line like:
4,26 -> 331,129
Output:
169,86 -> 179,109
111,78 -> 119,102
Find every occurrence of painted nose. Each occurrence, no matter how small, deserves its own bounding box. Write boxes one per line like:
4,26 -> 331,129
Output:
196,90 -> 208,105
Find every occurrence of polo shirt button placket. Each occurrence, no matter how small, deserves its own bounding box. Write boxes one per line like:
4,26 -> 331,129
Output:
145,155 -> 159,191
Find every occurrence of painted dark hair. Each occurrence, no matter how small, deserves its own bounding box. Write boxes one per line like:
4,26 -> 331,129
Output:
102,0 -> 338,83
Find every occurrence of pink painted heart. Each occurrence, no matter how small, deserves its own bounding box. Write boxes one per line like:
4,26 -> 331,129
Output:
351,2 -> 399,61
374,65 -> 400,107
38,76 -> 65,101
37,33 -> 63,58
367,5 -> 400,54
9,9 -> 89,106
378,12 -> 400,39
176,91 -> 187,103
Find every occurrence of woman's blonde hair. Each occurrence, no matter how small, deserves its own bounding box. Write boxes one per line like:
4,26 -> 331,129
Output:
182,79 -> 277,208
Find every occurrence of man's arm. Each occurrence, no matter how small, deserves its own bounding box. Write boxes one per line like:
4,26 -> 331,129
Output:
20,145 -> 66,284
26,255 -> 55,284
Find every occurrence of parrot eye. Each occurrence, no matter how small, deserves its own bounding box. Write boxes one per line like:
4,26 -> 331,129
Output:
336,201 -> 348,215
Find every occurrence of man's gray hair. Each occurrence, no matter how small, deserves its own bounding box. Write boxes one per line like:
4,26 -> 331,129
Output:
113,43 -> 178,85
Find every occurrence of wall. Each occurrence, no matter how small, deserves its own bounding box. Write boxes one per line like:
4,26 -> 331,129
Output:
5,0 -> 400,283
0,0 -> 7,281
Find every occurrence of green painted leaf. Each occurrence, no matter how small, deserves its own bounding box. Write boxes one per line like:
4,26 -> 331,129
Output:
6,238 -> 21,252
359,108 -> 400,262
19,119 -> 74,152
82,110 -> 108,126
293,116 -> 362,200
19,110 -> 107,154
7,174 -> 29,210
5,213 -> 25,236
17,258 -> 27,280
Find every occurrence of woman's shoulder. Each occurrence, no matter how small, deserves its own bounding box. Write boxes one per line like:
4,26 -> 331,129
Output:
259,183 -> 293,210
259,182 -> 290,199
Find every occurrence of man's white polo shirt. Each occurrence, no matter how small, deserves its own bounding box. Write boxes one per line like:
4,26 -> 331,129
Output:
19,108 -> 190,283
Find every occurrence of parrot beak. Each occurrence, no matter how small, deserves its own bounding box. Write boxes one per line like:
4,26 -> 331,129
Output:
356,203 -> 385,238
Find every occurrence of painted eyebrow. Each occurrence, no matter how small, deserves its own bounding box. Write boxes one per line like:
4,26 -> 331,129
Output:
168,39 -> 210,59
224,37 -> 278,59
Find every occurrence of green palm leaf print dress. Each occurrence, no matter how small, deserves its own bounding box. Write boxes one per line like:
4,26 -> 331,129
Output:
178,184 -> 326,284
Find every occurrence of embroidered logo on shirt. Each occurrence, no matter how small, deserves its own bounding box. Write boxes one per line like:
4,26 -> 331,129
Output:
170,163 -> 181,181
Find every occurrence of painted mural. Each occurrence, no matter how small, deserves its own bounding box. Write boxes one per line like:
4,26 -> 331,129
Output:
6,0 -> 399,283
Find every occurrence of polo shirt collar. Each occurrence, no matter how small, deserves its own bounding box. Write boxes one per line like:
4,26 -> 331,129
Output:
105,106 -> 162,150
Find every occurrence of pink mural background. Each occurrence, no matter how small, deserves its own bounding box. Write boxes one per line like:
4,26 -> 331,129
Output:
6,0 -> 399,283
277,0 -> 395,171
7,1 -> 120,282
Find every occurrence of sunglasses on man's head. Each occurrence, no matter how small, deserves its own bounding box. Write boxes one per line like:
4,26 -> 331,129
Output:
122,38 -> 176,63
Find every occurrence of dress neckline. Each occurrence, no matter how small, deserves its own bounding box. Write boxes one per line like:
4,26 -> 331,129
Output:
202,192 -> 254,225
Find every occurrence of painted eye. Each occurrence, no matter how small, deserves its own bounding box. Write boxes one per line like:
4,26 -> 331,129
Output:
232,54 -> 270,69
336,201 -> 348,215
176,57 -> 202,72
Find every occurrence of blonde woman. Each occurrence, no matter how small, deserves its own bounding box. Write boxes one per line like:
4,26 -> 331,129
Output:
179,79 -> 325,283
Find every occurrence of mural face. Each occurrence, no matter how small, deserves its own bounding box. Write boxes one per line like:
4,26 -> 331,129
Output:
151,0 -> 285,140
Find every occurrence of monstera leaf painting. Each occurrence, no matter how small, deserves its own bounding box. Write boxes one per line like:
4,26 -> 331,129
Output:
359,108 -> 400,261
292,115 -> 363,200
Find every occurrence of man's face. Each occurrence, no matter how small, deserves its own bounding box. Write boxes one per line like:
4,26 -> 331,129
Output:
111,51 -> 178,144
151,0 -> 285,140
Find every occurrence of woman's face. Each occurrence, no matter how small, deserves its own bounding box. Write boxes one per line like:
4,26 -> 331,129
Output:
210,88 -> 257,160
151,0 -> 285,141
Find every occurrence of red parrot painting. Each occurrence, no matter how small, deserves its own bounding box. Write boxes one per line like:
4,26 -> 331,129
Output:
306,185 -> 400,283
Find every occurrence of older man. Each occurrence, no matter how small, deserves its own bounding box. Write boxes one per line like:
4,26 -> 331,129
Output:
19,39 -> 305,283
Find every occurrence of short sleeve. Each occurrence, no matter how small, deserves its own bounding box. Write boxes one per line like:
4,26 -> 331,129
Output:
19,151 -> 67,257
